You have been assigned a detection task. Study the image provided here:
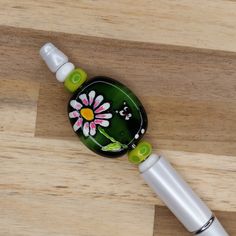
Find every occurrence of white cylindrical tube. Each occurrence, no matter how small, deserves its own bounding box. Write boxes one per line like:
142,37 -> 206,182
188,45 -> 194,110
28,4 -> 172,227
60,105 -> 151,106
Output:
139,154 -> 228,235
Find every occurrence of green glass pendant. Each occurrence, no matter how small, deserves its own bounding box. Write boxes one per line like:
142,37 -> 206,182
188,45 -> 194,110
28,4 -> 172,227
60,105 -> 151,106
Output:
68,76 -> 148,157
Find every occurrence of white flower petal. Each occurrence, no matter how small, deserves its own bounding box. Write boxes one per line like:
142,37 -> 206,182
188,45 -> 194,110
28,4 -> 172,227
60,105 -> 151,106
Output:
93,95 -> 104,109
89,121 -> 96,136
69,111 -> 80,118
95,113 -> 112,119
79,94 -> 89,106
94,119 -> 109,127
70,100 -> 82,110
83,122 -> 90,137
73,118 -> 83,131
95,102 -> 110,114
88,90 -> 96,105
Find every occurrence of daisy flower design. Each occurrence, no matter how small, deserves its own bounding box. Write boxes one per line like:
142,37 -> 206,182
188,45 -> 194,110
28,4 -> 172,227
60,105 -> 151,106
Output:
69,90 -> 112,137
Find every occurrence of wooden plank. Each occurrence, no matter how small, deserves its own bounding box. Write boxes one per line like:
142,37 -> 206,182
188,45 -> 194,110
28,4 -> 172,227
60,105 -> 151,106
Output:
1,25 -> 236,154
1,0 -> 236,52
148,97 -> 236,156
154,206 -> 236,236
0,79 -> 39,136
0,134 -> 235,211
0,194 -> 154,236
13,25 -> 234,156
1,24 -> 236,235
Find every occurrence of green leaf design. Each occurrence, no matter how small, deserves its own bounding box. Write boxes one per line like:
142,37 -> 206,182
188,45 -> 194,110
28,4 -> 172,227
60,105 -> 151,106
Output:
98,127 -> 128,152
102,142 -> 123,151
98,127 -> 116,143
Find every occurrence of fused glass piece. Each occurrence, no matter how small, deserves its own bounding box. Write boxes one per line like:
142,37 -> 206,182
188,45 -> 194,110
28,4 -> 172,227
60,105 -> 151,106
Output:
68,76 -> 148,158
64,68 -> 87,93
128,141 -> 152,164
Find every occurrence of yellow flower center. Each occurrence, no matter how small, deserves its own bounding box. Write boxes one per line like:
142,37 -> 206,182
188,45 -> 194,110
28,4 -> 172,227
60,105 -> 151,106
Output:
80,108 -> 94,121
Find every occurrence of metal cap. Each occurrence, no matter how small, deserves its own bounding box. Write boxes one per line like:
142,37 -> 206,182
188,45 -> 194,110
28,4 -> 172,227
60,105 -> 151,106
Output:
39,42 -> 68,73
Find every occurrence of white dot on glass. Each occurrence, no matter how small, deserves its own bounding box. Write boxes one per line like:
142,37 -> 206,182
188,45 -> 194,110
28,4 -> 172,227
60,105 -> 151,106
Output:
141,129 -> 145,134
135,134 -> 139,139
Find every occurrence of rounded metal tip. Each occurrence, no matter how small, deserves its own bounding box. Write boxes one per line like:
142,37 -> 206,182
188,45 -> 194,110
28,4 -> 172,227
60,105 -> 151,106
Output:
40,42 -> 55,60
39,42 -> 68,73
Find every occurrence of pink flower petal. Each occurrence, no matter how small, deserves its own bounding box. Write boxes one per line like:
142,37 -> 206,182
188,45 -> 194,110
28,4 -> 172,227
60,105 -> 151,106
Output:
94,119 -> 109,127
73,117 -> 83,131
88,90 -> 96,106
95,102 -> 110,114
93,95 -> 104,109
95,113 -> 112,119
70,100 -> 83,110
89,121 -> 96,136
79,94 -> 89,106
69,111 -> 80,118
83,122 -> 90,137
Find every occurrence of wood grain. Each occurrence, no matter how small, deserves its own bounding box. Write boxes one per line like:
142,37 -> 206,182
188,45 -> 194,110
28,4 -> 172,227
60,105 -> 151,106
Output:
1,0 -> 236,52
1,194 -> 154,236
26,26 -> 236,156
2,25 -> 236,156
0,3 -> 236,234
0,134 -> 235,211
1,132 -> 235,235
0,79 -> 39,136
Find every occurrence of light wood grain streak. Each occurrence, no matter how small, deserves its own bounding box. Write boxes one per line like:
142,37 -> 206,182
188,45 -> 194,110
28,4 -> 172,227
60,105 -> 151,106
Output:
0,134 -> 235,211
1,0 -> 236,52
0,194 -> 154,236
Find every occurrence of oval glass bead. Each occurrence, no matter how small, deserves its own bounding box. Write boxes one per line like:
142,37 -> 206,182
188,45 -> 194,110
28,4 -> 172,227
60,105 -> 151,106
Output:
68,76 -> 148,158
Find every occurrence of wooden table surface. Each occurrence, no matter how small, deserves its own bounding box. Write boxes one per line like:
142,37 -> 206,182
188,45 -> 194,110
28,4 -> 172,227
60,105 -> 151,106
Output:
1,1 -> 236,235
